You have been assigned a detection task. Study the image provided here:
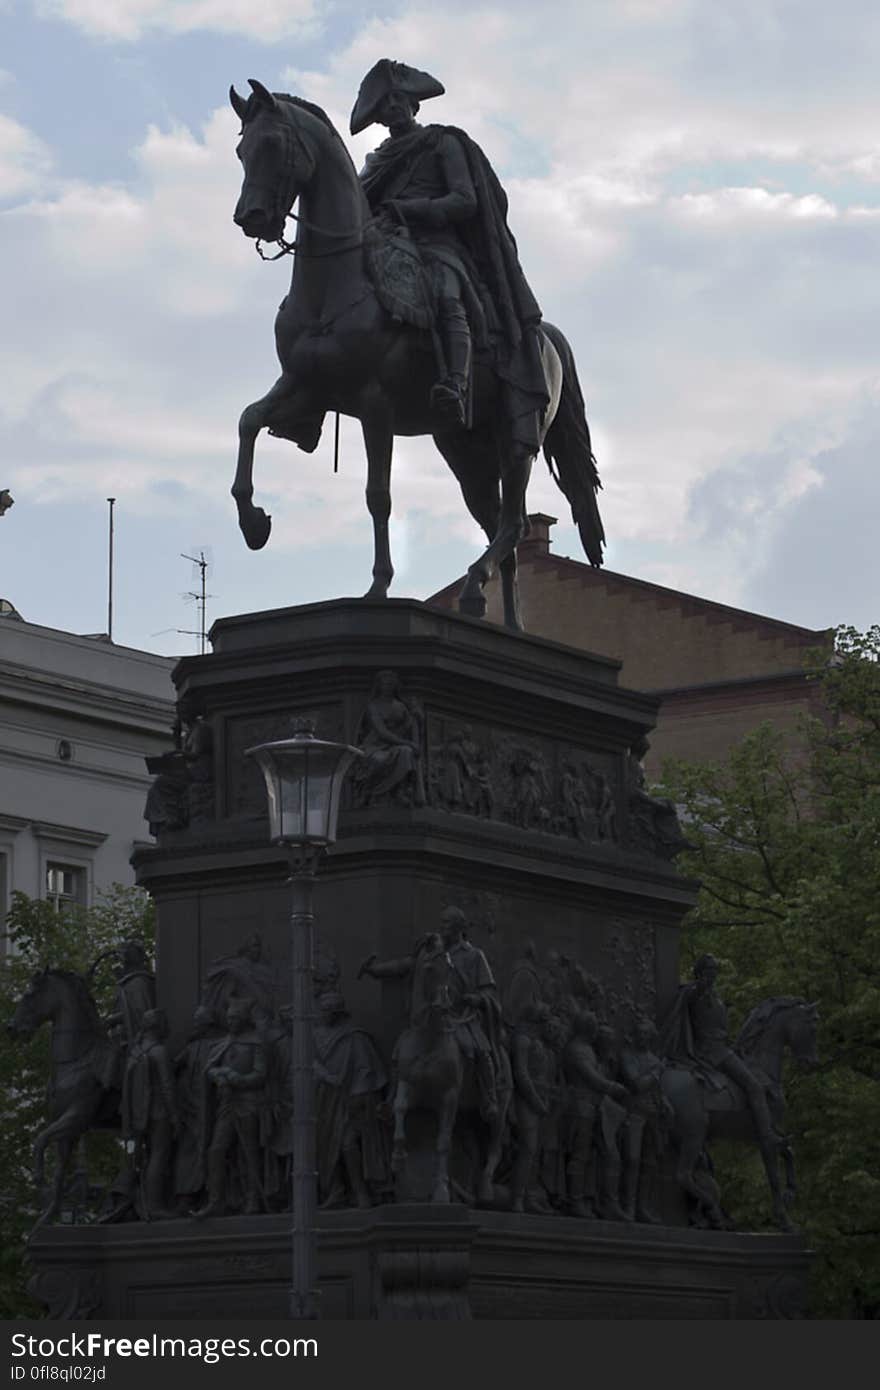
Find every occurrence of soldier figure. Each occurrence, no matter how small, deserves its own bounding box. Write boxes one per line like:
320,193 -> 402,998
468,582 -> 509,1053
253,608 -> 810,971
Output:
619,1015 -> 670,1224
194,997 -> 269,1218
561,1009 -> 627,1219
172,1005 -> 220,1212
440,906 -> 503,1121
313,992 -> 390,1209
510,1004 -> 566,1214
106,941 -> 155,1048
121,1008 -> 179,1220
660,954 -> 785,1149
504,939 -> 543,1029
594,1025 -> 630,1221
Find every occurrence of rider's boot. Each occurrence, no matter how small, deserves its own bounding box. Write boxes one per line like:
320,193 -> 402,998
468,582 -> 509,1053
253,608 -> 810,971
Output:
431,296 -> 471,429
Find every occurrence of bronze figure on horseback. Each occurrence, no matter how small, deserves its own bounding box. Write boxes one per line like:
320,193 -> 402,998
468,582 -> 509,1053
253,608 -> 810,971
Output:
229,62 -> 605,630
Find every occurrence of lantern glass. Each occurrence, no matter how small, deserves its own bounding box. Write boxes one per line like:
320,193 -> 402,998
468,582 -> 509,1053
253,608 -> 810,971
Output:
246,732 -> 360,847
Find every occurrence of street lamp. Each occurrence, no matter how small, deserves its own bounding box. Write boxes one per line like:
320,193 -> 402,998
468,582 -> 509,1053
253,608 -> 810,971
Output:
246,717 -> 361,1319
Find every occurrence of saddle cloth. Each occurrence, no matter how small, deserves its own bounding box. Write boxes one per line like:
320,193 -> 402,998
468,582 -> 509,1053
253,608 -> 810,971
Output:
364,224 -> 433,331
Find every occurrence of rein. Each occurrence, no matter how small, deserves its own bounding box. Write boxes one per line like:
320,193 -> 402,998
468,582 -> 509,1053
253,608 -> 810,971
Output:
256,209 -> 368,262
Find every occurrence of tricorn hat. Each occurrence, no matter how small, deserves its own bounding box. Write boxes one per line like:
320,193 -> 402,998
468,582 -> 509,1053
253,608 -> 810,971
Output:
349,59 -> 444,135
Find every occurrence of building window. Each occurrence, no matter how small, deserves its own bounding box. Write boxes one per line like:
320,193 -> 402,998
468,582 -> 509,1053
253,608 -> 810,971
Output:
46,862 -> 85,912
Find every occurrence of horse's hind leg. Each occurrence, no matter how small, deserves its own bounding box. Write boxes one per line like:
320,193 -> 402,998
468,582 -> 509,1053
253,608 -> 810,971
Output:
433,430 -> 525,629
362,412 -> 394,598
460,446 -> 531,626
232,372 -> 298,550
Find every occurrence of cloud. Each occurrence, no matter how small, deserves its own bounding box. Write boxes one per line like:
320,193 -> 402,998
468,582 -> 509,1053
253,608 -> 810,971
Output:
675,188 -> 839,223
0,113 -> 53,200
739,389 -> 880,630
32,0 -> 319,42
6,0 -> 880,645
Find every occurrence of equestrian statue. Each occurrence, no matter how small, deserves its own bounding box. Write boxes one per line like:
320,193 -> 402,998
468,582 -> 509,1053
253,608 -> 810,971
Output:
229,60 -> 604,631
659,955 -> 819,1231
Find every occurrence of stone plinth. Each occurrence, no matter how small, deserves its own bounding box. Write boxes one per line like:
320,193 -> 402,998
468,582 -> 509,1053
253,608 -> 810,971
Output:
26,1209 -> 808,1320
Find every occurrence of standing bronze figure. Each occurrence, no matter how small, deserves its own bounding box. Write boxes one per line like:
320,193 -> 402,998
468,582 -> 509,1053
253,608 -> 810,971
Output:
229,62 -> 604,630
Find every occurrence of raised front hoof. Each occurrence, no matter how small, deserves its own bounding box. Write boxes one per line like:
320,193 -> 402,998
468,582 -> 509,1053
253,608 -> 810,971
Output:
239,507 -> 272,550
458,591 -> 487,620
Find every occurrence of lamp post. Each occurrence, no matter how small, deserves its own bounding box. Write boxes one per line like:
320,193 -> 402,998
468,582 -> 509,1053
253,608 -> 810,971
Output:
246,717 -> 360,1320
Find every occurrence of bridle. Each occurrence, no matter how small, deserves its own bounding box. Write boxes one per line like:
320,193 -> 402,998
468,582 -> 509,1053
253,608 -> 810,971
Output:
247,113 -> 367,261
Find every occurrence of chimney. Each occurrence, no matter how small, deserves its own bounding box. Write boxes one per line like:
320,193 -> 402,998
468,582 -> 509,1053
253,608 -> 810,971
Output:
517,513 -> 557,558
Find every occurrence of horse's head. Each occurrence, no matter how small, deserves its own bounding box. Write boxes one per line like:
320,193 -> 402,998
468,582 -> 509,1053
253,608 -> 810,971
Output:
737,996 -> 820,1079
787,1000 -> 820,1071
230,80 -> 315,243
7,968 -> 53,1041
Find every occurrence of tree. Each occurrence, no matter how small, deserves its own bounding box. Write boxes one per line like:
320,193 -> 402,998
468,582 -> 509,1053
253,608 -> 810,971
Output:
0,885 -> 155,1317
658,625 -> 880,1318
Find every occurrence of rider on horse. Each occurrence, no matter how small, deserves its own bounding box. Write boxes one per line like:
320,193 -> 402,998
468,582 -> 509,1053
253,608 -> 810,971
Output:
439,906 -> 504,1122
660,954 -> 785,1149
359,911 -> 502,1122
352,59 -> 548,447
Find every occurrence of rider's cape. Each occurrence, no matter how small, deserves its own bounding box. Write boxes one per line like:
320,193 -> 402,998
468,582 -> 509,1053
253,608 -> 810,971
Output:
659,984 -> 726,1091
361,124 -> 549,453
658,983 -> 697,1065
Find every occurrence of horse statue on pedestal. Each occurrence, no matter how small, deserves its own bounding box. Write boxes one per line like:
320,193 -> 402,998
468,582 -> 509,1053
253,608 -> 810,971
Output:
8,968 -> 120,1227
662,997 -> 819,1230
228,80 -> 604,632
360,935 -> 511,1205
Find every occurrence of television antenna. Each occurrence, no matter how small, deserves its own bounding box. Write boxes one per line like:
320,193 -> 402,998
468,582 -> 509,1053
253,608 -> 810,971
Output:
180,548 -> 214,655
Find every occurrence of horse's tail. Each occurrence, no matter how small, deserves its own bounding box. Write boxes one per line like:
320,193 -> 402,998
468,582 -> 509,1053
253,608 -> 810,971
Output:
541,321 -> 605,567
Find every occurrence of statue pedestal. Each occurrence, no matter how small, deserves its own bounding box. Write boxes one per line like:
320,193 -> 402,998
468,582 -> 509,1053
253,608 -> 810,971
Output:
26,1209 -> 809,1320
24,599 -> 809,1318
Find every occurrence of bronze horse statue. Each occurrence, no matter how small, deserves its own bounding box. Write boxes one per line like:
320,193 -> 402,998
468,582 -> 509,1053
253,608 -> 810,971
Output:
387,944 -> 510,1205
8,968 -> 119,1227
662,997 -> 819,1231
228,80 -> 604,631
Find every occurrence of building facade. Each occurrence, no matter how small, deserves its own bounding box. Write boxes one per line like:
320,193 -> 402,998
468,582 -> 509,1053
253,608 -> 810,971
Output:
0,609 -> 175,936
429,515 -> 831,779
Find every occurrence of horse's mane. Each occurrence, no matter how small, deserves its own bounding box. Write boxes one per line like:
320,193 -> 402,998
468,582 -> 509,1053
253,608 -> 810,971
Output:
275,94 -> 338,137
274,93 -> 362,185
736,996 -> 805,1055
45,967 -> 105,1034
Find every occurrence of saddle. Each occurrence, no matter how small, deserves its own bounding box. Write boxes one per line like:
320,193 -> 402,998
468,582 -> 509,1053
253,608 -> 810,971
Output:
685,1061 -> 780,1116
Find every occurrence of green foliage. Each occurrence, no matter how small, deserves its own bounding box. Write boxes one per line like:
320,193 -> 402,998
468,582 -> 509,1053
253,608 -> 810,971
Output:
658,625 -> 880,1318
0,886 -> 155,1318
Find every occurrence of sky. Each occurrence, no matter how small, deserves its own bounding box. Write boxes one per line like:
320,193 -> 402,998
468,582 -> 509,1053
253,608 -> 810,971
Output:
1,0 -> 880,656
